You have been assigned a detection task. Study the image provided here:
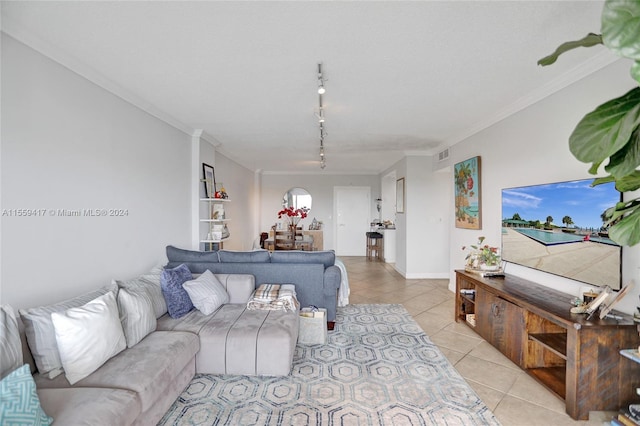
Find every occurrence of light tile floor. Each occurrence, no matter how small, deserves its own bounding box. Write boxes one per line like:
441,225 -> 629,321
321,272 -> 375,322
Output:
341,256 -> 613,426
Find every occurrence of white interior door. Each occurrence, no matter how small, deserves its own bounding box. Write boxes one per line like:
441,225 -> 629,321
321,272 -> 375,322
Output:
335,187 -> 371,256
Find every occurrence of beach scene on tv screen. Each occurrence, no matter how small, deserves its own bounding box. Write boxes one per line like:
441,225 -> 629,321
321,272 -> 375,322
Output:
501,179 -> 621,289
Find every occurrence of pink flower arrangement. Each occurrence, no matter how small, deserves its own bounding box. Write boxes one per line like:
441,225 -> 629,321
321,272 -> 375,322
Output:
462,236 -> 501,267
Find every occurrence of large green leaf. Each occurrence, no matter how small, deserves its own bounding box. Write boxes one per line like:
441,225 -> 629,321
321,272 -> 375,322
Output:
608,199 -> 640,246
632,61 -> 640,84
605,125 -> 640,177
569,87 -> 640,170
537,33 -> 603,66
602,0 -> 640,60
615,170 -> 640,192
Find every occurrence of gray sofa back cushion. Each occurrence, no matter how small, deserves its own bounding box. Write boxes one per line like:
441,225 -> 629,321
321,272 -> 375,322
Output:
270,250 -> 335,269
0,305 -> 22,380
182,263 -> 324,309
166,245 -> 219,263
218,250 -> 271,263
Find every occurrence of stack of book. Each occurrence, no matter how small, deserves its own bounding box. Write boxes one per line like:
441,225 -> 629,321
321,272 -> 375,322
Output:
611,404 -> 640,425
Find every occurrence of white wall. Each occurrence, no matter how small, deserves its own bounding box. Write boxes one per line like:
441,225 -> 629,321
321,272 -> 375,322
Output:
260,174 -> 380,250
447,58 -> 640,315
213,152 -> 258,251
380,156 -> 450,278
405,156 -> 450,278
1,35 -> 192,309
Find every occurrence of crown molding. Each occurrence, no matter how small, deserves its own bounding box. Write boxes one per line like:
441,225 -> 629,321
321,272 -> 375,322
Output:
261,170 -> 378,176
444,50 -> 621,147
2,22 -> 194,138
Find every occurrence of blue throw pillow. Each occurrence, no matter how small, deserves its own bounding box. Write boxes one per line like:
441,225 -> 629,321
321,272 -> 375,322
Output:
0,364 -> 53,425
160,264 -> 194,318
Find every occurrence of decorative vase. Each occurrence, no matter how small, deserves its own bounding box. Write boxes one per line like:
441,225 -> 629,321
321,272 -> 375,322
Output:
480,264 -> 500,271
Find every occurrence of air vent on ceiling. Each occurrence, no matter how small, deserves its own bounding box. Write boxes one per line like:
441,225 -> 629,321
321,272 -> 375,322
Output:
438,148 -> 449,162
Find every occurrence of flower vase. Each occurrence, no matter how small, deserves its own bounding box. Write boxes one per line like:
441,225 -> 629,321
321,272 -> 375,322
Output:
480,264 -> 500,271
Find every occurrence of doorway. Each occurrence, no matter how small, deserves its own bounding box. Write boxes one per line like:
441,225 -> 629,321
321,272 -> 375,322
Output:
334,186 -> 371,256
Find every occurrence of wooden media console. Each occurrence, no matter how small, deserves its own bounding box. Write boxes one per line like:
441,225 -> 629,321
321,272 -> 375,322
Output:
455,270 -> 640,420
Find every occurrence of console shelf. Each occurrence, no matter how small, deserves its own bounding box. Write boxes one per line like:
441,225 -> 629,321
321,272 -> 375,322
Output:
455,270 -> 640,420
528,333 -> 567,359
528,366 -> 566,399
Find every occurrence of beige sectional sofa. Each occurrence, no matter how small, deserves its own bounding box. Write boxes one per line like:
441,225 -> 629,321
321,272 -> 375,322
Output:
0,270 -> 299,426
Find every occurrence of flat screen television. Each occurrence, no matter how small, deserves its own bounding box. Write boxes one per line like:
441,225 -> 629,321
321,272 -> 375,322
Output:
501,179 -> 622,290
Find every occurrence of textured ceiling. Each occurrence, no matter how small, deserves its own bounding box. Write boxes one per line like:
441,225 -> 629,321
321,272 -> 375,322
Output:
2,1 -> 613,174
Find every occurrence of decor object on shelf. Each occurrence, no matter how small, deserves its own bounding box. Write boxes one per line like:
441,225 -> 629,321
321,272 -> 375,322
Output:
598,281 -> 633,320
538,0 -> 640,246
215,183 -> 228,199
200,198 -> 231,251
454,156 -> 481,229
202,163 -> 216,199
570,285 -> 611,316
396,178 -> 405,214
462,236 -> 500,271
309,217 -> 322,230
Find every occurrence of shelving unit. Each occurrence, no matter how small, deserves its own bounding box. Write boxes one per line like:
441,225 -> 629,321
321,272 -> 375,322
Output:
455,270 -> 640,420
200,198 -> 231,251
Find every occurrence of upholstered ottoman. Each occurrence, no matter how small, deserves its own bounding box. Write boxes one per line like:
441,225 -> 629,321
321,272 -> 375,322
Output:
196,305 -> 299,376
156,273 -> 299,376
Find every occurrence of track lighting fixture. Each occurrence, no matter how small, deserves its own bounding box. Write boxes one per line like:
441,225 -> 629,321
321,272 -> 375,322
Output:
316,63 -> 328,169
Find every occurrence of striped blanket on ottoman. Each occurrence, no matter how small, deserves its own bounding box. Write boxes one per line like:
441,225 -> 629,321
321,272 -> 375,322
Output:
247,284 -> 299,312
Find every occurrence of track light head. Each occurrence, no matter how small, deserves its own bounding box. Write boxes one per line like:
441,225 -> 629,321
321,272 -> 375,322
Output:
317,63 -> 326,94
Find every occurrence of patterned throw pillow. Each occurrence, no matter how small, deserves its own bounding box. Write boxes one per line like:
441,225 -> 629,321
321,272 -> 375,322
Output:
182,270 -> 230,315
160,264 -> 194,318
0,364 -> 52,425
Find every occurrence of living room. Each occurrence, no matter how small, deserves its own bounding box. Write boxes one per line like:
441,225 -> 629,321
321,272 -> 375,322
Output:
2,2 -> 640,424
3,2 -> 639,315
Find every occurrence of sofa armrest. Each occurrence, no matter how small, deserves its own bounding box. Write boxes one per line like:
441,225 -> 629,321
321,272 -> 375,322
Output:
214,274 -> 255,303
323,266 -> 341,296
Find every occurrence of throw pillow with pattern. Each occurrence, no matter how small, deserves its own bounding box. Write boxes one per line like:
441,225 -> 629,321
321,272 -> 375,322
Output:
160,264 -> 194,318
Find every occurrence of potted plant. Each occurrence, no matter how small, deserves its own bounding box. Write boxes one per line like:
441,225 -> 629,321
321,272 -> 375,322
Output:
463,236 -> 501,271
538,0 -> 640,246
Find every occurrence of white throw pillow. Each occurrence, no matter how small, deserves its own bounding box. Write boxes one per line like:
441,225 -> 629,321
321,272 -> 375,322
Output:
19,284 -> 117,379
117,286 -> 157,348
182,270 -> 230,315
113,266 -> 167,319
51,291 -> 126,385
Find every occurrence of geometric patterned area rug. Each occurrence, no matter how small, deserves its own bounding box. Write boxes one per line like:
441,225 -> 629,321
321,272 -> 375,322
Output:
158,304 -> 501,426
